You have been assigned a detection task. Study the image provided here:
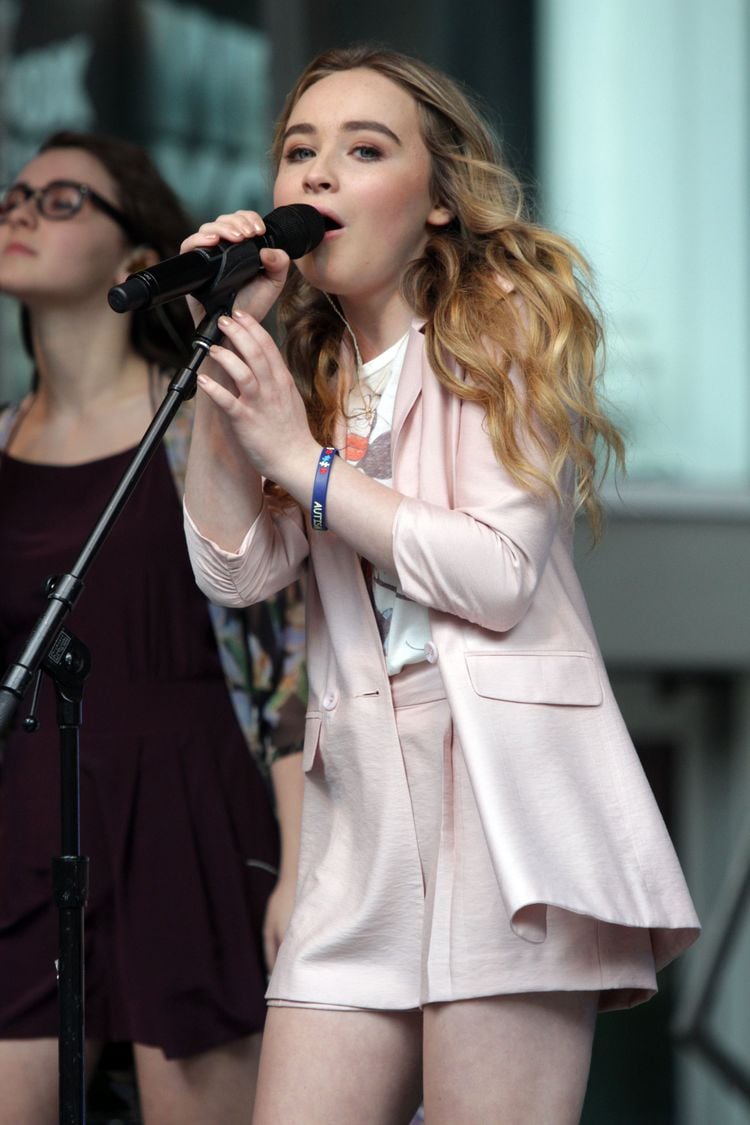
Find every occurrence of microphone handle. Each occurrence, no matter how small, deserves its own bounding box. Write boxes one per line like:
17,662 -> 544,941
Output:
108,240 -> 262,313
192,241 -> 263,307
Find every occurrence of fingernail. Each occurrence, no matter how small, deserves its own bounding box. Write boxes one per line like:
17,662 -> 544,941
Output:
217,315 -> 231,328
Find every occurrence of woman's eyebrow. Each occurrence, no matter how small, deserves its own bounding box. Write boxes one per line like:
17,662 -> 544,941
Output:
343,121 -> 402,145
282,121 -> 402,146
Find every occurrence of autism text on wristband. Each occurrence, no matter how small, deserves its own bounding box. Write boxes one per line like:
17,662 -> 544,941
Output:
311,446 -> 338,531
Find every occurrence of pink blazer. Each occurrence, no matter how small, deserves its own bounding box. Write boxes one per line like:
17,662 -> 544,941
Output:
186,320 -> 699,972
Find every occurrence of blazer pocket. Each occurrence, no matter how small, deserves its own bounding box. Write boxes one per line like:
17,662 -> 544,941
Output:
465,651 -> 603,706
302,713 -> 322,772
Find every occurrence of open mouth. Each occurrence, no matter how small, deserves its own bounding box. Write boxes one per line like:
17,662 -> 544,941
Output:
322,216 -> 343,232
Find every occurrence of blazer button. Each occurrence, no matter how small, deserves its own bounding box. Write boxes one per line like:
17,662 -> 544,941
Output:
322,690 -> 338,710
424,642 -> 439,664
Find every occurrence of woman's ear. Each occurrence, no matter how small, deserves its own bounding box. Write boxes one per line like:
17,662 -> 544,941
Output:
113,245 -> 160,285
427,202 -> 455,229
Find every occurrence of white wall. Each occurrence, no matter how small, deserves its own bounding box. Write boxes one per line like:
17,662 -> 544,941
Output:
537,0 -> 749,486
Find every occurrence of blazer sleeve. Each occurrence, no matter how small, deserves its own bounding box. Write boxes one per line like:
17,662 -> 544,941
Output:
184,499 -> 310,608
391,379 -> 566,633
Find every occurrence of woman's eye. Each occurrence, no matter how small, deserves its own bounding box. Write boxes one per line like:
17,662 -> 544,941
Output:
352,144 -> 382,160
284,146 -> 315,162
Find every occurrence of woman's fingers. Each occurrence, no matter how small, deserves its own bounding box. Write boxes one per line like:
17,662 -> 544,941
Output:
215,311 -> 282,380
196,309 -> 311,482
195,368 -> 244,414
202,314 -> 284,412
179,209 -> 291,326
179,210 -> 266,253
206,343 -> 258,393
230,247 -> 290,320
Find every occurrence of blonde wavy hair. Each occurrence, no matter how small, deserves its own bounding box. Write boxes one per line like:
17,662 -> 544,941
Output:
271,44 -> 624,537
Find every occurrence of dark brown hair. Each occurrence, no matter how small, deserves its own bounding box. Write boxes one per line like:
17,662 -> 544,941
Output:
21,130 -> 194,372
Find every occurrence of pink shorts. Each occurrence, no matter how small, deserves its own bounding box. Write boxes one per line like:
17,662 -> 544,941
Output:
269,661 -> 656,1013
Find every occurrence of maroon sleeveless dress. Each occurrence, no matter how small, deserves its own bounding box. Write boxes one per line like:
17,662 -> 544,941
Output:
0,444 -> 279,1058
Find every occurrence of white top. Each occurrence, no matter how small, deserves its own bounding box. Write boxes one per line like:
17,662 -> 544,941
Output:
343,334 -> 431,675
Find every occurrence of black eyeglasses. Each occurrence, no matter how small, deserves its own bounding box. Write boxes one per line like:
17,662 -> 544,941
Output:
0,180 -> 135,241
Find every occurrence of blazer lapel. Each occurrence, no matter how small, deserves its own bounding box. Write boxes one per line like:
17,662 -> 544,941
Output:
391,319 -> 427,455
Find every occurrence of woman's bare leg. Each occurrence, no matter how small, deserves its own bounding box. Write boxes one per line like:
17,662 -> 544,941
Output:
134,1033 -> 262,1125
252,1007 -> 423,1124
0,1038 -> 102,1125
423,991 -> 598,1124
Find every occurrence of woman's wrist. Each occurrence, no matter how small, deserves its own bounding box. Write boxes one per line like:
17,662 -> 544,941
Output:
265,438 -> 325,508
311,446 -> 339,530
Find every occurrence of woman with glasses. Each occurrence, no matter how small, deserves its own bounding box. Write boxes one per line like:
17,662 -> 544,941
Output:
0,131 -> 305,1123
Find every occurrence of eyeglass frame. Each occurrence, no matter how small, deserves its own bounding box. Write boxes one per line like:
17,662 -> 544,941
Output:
0,179 -> 136,243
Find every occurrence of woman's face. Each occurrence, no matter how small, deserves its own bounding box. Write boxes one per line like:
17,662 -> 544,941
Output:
0,147 -> 130,307
273,67 -> 452,316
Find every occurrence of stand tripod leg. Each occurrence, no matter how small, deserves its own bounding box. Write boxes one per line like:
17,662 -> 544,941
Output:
50,643 -> 90,1125
54,850 -> 88,1124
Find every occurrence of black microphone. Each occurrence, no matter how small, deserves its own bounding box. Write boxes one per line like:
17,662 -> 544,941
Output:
108,203 -> 326,313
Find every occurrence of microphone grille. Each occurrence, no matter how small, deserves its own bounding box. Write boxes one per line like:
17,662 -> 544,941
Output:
263,204 -> 326,258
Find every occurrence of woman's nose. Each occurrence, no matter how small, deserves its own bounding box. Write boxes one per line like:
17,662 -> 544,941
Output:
7,196 -> 38,227
303,158 -> 337,193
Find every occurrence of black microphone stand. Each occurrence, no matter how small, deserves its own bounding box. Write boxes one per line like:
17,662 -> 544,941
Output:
0,301 -> 231,1125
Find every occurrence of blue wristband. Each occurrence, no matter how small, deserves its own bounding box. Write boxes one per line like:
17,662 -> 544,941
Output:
311,446 -> 338,531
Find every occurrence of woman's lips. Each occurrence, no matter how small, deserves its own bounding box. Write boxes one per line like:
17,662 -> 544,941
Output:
2,242 -> 35,255
317,211 -> 344,233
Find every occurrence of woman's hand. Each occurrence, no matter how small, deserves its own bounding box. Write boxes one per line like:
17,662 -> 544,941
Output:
182,215 -> 304,552
197,308 -> 319,486
180,210 -> 290,327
